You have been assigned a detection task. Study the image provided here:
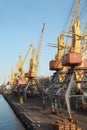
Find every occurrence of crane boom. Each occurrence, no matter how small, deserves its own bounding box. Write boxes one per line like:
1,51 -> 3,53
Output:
22,44 -> 35,68
16,55 -> 23,71
36,22 -> 46,72
16,44 -> 36,80
69,0 -> 80,32
25,22 -> 46,79
16,44 -> 35,71
65,0 -> 80,51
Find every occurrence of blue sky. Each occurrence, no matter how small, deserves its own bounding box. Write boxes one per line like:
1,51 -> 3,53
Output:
0,0 -> 86,84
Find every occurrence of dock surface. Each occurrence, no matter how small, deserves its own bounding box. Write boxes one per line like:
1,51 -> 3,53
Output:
3,94 -> 87,130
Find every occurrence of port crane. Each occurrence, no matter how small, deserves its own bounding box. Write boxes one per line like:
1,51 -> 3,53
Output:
48,0 -> 87,119
15,44 -> 36,85
60,0 -> 87,120
25,22 -> 46,78
23,23 -> 46,99
48,0 -> 81,98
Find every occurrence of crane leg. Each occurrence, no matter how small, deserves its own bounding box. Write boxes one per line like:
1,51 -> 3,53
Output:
23,81 -> 30,101
65,75 -> 74,120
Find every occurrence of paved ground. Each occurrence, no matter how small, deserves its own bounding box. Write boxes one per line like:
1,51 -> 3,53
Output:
5,95 -> 87,130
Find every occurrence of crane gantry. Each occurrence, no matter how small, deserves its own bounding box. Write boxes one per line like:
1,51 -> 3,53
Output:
48,0 -> 87,120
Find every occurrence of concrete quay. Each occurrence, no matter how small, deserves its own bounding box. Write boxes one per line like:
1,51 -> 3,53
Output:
3,94 -> 87,130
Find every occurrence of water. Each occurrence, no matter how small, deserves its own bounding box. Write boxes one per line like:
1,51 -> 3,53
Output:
0,95 -> 25,130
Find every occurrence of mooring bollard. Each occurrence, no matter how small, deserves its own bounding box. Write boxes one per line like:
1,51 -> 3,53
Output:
42,96 -> 46,110
54,99 -> 58,115
19,96 -> 24,104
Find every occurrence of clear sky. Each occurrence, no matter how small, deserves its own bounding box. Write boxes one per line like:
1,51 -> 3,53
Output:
0,0 -> 86,84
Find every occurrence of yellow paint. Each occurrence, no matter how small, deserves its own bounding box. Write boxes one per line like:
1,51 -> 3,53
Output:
30,58 -> 36,73
19,96 -> 24,104
57,34 -> 64,60
57,35 -> 68,82
72,20 -> 84,89
72,20 -> 81,53
58,67 -> 68,82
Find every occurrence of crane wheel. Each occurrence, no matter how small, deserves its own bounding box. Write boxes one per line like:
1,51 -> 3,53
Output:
68,117 -> 73,122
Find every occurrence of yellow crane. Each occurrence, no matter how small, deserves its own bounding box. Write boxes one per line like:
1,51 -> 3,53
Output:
61,0 -> 87,120
48,0 -> 87,119
25,22 -> 46,79
16,44 -> 36,85
23,23 -> 46,98
48,0 -> 81,83
16,44 -> 35,77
